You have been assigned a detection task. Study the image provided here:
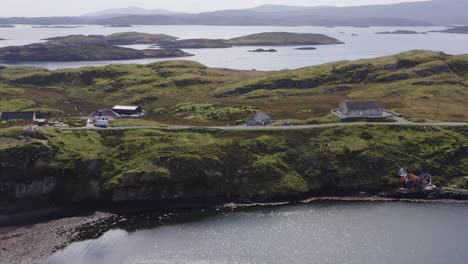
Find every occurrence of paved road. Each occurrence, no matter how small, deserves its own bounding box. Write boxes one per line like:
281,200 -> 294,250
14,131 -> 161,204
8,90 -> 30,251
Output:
64,119 -> 468,131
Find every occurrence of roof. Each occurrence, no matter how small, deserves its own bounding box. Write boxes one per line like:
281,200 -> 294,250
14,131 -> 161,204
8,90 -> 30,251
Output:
342,101 -> 382,111
247,111 -> 271,122
90,109 -> 120,118
1,111 -> 36,120
112,105 -> 140,111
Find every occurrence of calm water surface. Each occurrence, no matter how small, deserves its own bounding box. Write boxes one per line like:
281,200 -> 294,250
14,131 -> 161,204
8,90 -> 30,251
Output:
1,25 -> 468,70
49,202 -> 468,264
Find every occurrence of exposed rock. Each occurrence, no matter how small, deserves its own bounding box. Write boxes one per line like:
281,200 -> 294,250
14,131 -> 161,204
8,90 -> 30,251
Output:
22,129 -> 48,140
414,65 -> 450,77
373,72 -> 411,82
380,64 -> 398,70
13,177 -> 59,200
412,81 -> 434,86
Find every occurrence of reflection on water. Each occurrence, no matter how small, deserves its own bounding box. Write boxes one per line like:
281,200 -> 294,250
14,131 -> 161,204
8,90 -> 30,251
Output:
1,25 -> 468,70
50,202 -> 468,264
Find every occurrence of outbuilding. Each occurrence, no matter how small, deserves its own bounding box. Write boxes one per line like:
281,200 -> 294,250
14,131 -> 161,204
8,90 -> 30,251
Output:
245,111 -> 272,126
339,101 -> 383,118
112,105 -> 145,117
1,111 -> 36,121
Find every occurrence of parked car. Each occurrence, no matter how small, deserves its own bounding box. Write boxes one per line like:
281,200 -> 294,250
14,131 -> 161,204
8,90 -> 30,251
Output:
94,119 -> 109,128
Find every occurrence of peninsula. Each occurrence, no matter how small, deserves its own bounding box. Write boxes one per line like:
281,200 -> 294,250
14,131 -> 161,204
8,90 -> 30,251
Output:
435,26 -> 468,34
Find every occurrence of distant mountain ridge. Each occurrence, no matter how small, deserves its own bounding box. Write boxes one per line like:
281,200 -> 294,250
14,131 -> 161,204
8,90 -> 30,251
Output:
82,6 -> 181,17
0,0 -> 466,26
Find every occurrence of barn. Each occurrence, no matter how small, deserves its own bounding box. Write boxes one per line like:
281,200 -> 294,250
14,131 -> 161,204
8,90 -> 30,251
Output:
339,101 -> 383,118
1,111 -> 36,121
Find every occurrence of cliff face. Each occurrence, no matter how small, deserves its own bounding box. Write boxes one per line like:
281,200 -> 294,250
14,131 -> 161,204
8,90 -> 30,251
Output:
0,126 -> 467,205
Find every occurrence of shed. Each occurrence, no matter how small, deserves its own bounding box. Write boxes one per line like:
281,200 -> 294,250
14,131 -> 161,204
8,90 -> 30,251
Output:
36,119 -> 47,126
90,109 -> 121,120
112,105 -> 144,117
339,101 -> 383,118
245,111 -> 272,126
1,111 -> 36,121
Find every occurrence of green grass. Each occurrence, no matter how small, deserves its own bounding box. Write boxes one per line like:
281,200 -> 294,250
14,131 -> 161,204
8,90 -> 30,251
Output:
0,99 -> 35,112
110,119 -> 163,127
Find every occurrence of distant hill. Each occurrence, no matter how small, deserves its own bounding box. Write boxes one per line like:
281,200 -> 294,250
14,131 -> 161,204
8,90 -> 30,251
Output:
82,6 -> 181,17
0,0 -> 467,26
244,5 -> 334,13
435,26 -> 468,34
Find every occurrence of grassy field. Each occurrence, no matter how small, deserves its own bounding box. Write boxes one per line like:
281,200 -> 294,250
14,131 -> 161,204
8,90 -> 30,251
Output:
0,50 -> 467,125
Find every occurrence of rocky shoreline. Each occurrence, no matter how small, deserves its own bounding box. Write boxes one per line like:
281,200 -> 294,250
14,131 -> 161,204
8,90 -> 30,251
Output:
0,211 -> 115,264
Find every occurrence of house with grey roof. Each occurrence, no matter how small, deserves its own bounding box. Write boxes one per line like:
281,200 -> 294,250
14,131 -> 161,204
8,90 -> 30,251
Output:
339,101 -> 383,119
90,109 -> 121,120
245,111 -> 272,126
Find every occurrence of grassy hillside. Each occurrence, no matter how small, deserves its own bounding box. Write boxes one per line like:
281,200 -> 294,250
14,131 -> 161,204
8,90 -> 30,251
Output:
0,50 -> 467,124
1,125 -> 467,203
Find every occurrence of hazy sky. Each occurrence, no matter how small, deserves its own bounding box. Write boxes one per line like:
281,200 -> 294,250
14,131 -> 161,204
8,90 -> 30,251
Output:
0,0 -> 426,17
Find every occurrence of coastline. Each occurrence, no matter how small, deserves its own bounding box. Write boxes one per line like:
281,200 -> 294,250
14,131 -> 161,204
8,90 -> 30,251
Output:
1,194 -> 468,264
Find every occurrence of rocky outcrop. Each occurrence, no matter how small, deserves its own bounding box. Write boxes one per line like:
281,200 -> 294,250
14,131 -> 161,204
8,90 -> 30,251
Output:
413,64 -> 451,77
216,77 -> 326,97
0,141 -> 56,175
0,177 -> 59,201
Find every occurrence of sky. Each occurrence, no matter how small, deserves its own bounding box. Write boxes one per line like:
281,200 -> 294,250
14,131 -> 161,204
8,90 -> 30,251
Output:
0,0 -> 427,17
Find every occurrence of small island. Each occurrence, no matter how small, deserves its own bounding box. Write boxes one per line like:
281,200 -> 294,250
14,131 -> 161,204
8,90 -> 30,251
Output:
375,30 -> 427,34
295,47 -> 317,50
0,24 -> 15,28
32,25 -> 81,29
249,48 -> 277,53
161,32 -> 343,49
434,26 -> 468,34
0,33 -> 192,62
105,24 -> 134,28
